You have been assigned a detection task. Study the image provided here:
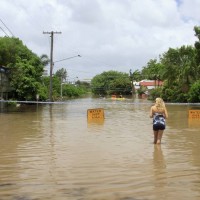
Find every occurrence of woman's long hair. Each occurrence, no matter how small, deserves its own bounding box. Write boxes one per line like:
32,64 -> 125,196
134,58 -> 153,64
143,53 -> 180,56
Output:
155,98 -> 165,110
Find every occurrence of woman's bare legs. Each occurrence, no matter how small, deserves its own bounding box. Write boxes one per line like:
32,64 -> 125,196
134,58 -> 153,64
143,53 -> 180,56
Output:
156,130 -> 164,144
154,130 -> 164,144
153,131 -> 158,144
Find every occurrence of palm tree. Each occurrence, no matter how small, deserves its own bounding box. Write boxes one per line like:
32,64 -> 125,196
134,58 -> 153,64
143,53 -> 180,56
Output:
40,54 -> 50,66
130,69 -> 141,96
55,68 -> 67,82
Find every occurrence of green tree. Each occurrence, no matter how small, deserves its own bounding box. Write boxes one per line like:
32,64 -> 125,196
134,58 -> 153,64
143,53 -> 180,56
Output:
55,68 -> 67,82
0,37 -> 46,100
141,59 -> 164,80
48,70 -> 89,100
161,46 -> 197,93
40,54 -> 50,66
188,80 -> 200,102
62,84 -> 86,98
91,70 -> 131,96
129,69 -> 141,95
194,26 -> 200,66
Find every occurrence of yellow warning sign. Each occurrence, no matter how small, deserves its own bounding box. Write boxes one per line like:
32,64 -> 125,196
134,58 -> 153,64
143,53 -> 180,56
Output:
87,108 -> 104,122
188,110 -> 200,119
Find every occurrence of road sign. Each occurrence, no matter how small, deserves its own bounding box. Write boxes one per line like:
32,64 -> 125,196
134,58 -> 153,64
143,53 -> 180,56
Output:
188,110 -> 200,119
87,108 -> 104,122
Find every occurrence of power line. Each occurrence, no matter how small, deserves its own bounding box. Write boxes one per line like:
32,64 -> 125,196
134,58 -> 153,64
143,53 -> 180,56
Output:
0,26 -> 9,37
0,18 -> 15,37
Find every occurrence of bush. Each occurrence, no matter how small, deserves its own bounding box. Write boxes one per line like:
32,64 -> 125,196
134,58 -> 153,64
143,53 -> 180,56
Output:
137,86 -> 147,96
188,80 -> 200,102
148,87 -> 162,100
63,84 -> 86,98
161,86 -> 188,103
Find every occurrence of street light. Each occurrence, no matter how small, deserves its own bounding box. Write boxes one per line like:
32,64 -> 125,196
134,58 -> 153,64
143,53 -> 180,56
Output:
54,55 -> 81,64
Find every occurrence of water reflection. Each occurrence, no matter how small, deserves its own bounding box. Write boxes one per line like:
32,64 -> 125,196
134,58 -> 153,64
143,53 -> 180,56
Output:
152,145 -> 167,199
0,98 -> 200,200
153,145 -> 166,170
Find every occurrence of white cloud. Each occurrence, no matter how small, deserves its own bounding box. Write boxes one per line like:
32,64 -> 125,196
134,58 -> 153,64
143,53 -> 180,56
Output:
178,0 -> 200,22
0,0 -> 199,80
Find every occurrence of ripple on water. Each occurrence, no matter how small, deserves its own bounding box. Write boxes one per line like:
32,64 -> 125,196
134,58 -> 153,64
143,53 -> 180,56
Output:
0,99 -> 200,200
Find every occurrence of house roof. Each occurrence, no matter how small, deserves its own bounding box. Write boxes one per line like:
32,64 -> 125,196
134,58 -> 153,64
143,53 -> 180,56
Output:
139,80 -> 163,86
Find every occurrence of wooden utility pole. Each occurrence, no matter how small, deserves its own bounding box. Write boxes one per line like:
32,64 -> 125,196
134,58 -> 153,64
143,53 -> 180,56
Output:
43,31 -> 61,102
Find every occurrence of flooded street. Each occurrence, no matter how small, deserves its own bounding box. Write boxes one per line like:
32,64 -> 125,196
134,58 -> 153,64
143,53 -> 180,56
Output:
0,98 -> 200,200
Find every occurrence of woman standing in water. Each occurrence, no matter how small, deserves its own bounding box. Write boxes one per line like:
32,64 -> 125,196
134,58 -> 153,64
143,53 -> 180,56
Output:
150,98 -> 168,144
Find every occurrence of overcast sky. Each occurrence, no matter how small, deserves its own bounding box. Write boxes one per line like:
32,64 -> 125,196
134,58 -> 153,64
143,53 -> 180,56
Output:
1,0 -> 200,81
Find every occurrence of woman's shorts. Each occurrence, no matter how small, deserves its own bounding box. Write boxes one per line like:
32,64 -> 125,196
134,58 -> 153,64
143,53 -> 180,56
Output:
153,124 -> 165,131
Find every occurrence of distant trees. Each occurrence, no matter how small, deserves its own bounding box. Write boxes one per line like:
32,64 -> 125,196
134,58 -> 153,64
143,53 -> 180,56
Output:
129,69 -> 141,95
159,46 -> 197,102
140,26 -> 200,102
141,59 -> 164,81
1,25 -> 200,102
91,26 -> 200,102
91,70 -> 131,96
41,72 -> 89,100
40,54 -> 50,66
0,37 -> 89,101
55,68 -> 67,82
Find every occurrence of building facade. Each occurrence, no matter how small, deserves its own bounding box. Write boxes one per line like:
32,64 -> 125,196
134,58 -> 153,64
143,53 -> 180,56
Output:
134,79 -> 163,90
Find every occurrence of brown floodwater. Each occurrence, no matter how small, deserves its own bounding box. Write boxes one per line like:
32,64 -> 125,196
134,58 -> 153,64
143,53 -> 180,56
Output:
0,98 -> 200,200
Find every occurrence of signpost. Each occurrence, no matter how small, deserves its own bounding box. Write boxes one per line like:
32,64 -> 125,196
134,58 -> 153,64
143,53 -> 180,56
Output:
188,110 -> 200,119
188,109 -> 200,127
87,108 -> 104,123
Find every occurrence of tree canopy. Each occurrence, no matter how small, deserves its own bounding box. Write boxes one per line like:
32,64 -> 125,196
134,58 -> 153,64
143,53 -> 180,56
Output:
1,37 -> 48,100
91,70 -> 131,96
55,68 -> 67,82
0,37 -> 89,101
139,26 -> 200,102
1,25 -> 200,102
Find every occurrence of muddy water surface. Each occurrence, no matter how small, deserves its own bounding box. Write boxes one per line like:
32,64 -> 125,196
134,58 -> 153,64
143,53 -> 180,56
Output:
0,98 -> 200,200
